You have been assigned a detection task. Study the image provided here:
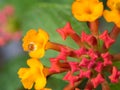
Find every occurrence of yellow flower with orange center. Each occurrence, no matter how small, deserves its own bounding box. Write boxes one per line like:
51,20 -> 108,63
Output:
22,29 -> 49,58
103,0 -> 120,28
72,0 -> 103,22
18,58 -> 51,90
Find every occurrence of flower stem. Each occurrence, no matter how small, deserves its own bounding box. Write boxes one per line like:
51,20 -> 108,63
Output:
110,25 -> 120,40
44,66 -> 70,77
88,19 -> 99,37
101,81 -> 110,90
84,80 -> 94,90
45,41 -> 73,51
63,80 -> 82,90
70,33 -> 83,47
45,41 -> 77,58
113,53 -> 120,61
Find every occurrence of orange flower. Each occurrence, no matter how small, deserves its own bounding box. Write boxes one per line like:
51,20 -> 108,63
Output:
72,0 -> 103,22
107,0 -> 120,10
18,58 -> 51,90
103,10 -> 120,27
103,0 -> 120,27
22,29 -> 49,58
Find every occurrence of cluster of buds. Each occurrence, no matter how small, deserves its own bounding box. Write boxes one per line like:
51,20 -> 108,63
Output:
18,0 -> 120,90
0,5 -> 21,46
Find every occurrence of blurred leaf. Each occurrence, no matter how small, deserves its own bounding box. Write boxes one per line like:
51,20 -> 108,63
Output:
109,83 -> 120,90
0,54 -> 28,90
22,2 -> 90,48
46,74 -> 68,90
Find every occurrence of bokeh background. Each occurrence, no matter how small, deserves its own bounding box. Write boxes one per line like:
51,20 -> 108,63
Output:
0,0 -> 120,90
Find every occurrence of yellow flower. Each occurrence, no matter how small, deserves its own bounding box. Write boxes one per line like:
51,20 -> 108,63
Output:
72,0 -> 103,22
103,0 -> 120,27
107,0 -> 120,10
22,29 -> 49,58
18,58 -> 50,90
103,10 -> 120,27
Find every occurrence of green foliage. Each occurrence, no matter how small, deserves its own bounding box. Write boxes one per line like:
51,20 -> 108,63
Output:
0,54 -> 28,90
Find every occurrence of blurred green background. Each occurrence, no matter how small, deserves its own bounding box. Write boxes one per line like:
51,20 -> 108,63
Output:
0,0 -> 120,90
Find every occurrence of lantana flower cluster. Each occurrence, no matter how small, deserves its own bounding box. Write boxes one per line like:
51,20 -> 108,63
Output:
0,5 -> 21,46
18,0 -> 120,90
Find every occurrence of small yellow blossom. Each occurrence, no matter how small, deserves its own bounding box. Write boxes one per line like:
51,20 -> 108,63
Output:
22,29 -> 49,58
103,0 -> 120,27
107,0 -> 120,10
72,0 -> 103,22
103,10 -> 120,27
18,58 -> 50,90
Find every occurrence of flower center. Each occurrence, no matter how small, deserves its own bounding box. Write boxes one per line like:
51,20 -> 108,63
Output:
85,8 -> 92,14
28,42 -> 37,51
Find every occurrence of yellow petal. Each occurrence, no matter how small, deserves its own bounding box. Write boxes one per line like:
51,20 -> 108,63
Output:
37,29 -> 49,43
22,29 -> 37,51
27,58 -> 43,69
103,10 -> 120,27
34,77 -> 47,90
29,48 -> 45,58
21,76 -> 34,89
107,0 -> 120,10
18,68 -> 29,78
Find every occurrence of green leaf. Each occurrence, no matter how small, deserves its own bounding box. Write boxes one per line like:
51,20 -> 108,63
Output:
22,2 -> 90,48
0,54 -> 28,90
109,83 -> 120,90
